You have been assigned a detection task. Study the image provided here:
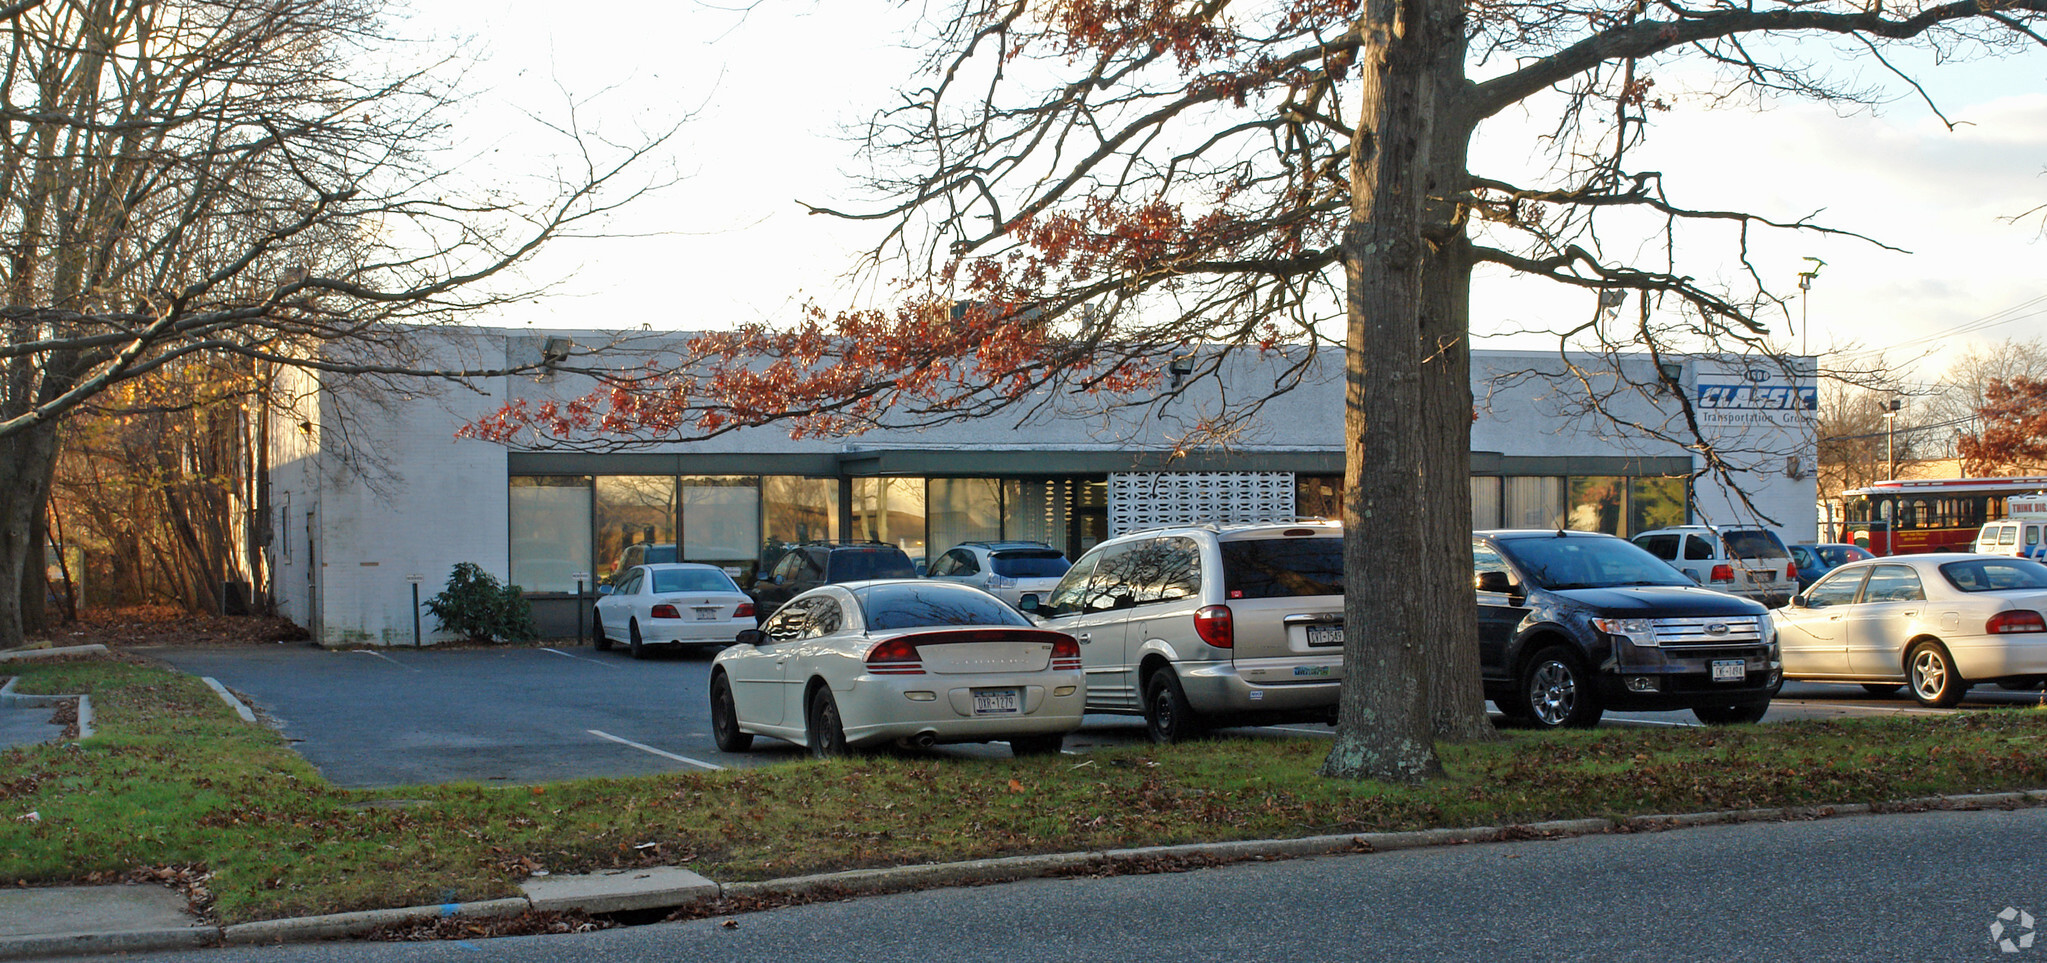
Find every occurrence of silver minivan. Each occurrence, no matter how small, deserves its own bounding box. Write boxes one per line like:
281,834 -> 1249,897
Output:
1022,521 -> 1344,742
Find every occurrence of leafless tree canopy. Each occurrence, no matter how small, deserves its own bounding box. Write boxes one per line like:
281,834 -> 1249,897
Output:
0,0 -> 680,647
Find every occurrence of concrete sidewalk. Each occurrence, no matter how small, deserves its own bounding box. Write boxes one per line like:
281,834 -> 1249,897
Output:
0,646 -> 104,752
5,791 -> 2046,960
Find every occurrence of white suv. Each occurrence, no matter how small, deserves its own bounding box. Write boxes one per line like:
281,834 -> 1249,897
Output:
1021,521 -> 1344,742
926,541 -> 1072,607
1631,525 -> 1796,606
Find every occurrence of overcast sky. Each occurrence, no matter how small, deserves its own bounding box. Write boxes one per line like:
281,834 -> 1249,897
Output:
412,1 -> 2047,391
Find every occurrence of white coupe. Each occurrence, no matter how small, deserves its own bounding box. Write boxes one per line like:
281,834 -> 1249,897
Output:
592,563 -> 756,658
709,580 -> 1085,757
1773,553 -> 2047,706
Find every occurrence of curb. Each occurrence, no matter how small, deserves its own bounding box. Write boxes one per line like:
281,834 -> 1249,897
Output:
0,645 -> 108,663
4,789 -> 2043,959
0,677 -> 93,740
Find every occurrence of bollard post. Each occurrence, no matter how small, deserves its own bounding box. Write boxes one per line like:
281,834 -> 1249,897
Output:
405,573 -> 426,647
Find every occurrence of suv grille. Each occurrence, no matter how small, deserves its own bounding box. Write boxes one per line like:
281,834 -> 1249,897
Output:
1651,615 -> 1765,647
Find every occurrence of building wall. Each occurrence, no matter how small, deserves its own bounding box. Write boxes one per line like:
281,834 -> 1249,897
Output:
277,329 -> 1819,644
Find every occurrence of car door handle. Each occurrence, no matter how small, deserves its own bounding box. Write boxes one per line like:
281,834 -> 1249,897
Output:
1900,610 -> 1918,617
1076,632 -> 1091,644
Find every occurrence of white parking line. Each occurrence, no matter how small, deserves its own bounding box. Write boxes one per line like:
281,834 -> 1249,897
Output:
1264,726 -> 1338,737
350,650 -> 413,669
587,729 -> 724,771
542,647 -> 619,667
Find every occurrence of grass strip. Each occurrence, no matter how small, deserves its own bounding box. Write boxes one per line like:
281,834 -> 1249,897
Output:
4,656 -> 2046,923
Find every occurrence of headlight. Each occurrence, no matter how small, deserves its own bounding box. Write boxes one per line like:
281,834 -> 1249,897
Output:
1592,617 -> 1658,647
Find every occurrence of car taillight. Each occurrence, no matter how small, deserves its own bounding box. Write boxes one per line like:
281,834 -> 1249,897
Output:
988,574 -> 1016,589
734,602 -> 755,619
650,604 -> 681,619
1987,610 -> 2047,634
1785,561 -> 1797,581
1051,634 -> 1082,670
865,637 -> 925,674
1710,564 -> 1734,582
1194,605 -> 1234,648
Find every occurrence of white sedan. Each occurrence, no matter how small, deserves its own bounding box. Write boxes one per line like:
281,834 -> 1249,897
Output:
1773,553 -> 2047,706
709,580 -> 1085,758
592,563 -> 756,659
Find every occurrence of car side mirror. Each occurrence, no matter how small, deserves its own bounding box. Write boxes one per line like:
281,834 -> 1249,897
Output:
1788,594 -> 1808,609
1017,594 -> 1042,613
735,628 -> 765,647
1475,570 -> 1513,594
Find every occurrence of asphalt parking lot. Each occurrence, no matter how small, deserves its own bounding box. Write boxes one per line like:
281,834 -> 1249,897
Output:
137,643 -> 2047,789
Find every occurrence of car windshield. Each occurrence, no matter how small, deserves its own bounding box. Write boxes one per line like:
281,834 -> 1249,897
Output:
990,550 -> 1069,578
828,549 -> 919,581
650,568 -> 737,593
1220,536 -> 1343,599
1496,535 -> 1695,591
855,583 -> 1031,629
1939,558 -> 2047,592
1723,530 -> 1788,559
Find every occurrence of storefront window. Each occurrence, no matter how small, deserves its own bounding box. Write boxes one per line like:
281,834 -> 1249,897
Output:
681,475 -> 760,579
1630,477 -> 1688,534
854,477 -> 927,560
762,476 -> 840,574
595,475 -> 676,583
509,476 -> 591,594
1002,479 -> 1070,549
1297,475 -> 1344,521
1567,476 -> 1626,534
1504,476 -> 1564,529
928,478 -> 1000,564
1470,476 -> 1501,530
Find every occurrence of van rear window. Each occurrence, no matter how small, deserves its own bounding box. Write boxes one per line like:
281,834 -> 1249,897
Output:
1220,537 -> 1344,599
989,550 -> 1069,578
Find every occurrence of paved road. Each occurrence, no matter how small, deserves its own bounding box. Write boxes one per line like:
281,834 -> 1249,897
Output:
137,645 -> 2047,789
105,806 -> 2047,962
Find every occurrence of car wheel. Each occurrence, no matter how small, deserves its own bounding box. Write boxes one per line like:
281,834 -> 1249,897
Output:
1143,670 -> 1208,744
591,613 -> 611,652
1907,641 -> 1968,708
1693,701 -> 1770,725
1520,646 -> 1603,729
629,621 -> 646,660
1860,683 -> 1903,696
807,685 -> 850,758
1009,734 -> 1064,757
709,674 -> 752,752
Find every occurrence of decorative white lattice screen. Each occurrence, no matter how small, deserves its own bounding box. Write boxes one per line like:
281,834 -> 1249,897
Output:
1107,472 -> 1297,535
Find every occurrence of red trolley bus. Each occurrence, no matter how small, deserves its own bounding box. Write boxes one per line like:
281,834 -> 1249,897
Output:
1835,477 -> 2047,555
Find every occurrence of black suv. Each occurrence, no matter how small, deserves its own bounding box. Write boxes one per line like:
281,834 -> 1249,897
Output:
748,542 -> 919,619
1474,530 -> 1782,728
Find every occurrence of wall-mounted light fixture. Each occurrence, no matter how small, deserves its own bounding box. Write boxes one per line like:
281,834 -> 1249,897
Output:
541,336 -> 573,366
1168,355 -> 1195,389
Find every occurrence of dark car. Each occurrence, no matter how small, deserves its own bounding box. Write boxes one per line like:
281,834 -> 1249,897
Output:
748,541 -> 920,619
1787,542 -> 1876,591
1474,530 -> 1782,728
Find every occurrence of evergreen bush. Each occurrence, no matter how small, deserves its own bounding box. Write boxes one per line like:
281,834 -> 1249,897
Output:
423,562 -> 536,643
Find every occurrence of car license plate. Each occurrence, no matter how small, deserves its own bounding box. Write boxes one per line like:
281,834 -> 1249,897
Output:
1306,624 -> 1345,647
693,607 -> 719,621
1746,570 -> 1773,583
1711,659 -> 1746,682
973,688 -> 1021,715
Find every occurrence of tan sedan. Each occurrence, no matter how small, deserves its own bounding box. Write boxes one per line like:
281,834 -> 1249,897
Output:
1772,553 -> 2047,706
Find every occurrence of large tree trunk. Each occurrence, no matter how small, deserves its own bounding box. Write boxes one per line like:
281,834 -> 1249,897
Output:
1421,66 -> 1494,742
0,422 -> 62,648
1322,0 -> 1446,782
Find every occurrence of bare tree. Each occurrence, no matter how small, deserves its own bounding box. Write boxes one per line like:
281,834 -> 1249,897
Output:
467,0 -> 2047,780
1913,338 -> 2047,461
0,0 -> 678,647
